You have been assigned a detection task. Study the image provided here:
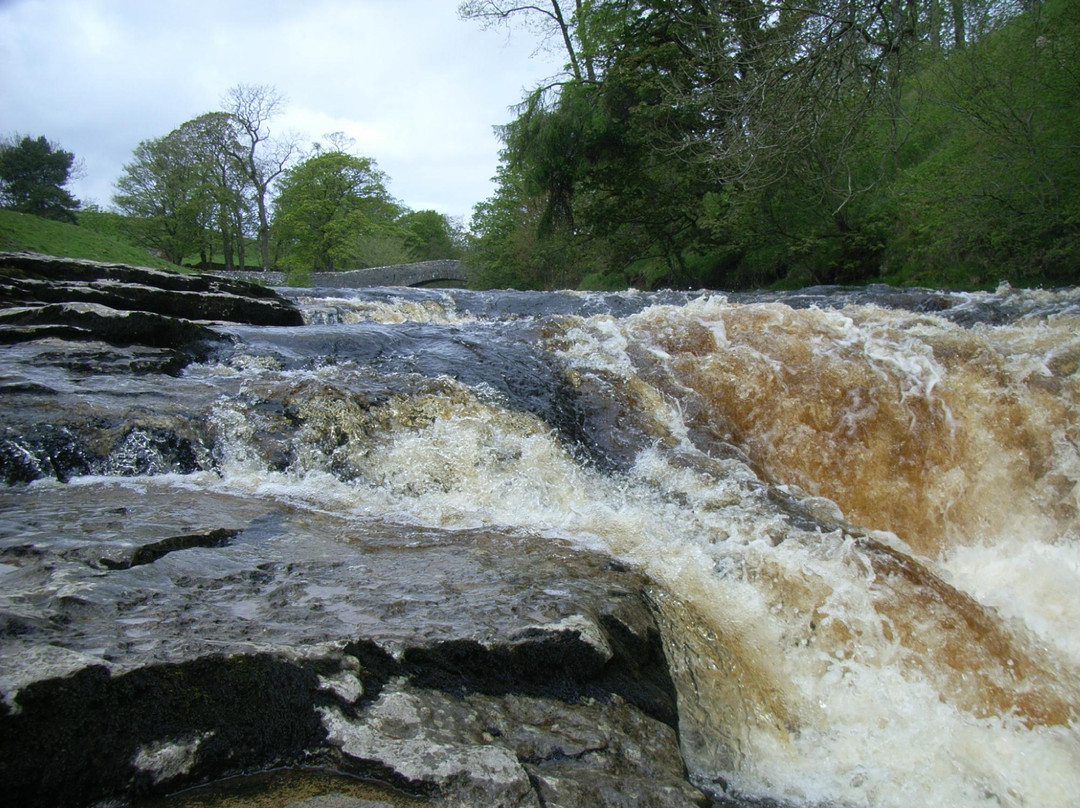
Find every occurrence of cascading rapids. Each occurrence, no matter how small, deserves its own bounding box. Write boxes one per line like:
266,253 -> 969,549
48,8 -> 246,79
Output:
133,286 -> 1080,806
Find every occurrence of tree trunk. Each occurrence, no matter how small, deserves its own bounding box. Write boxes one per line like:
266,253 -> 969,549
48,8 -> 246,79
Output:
573,0 -> 596,82
927,0 -> 941,51
255,187 -> 271,271
950,0 -> 966,47
220,215 -> 234,271
551,0 -> 583,81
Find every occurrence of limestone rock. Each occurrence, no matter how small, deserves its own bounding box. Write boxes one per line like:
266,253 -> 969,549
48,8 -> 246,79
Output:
0,482 -> 707,808
0,251 -> 302,365
320,679 -> 706,808
0,252 -> 306,484
0,251 -> 302,327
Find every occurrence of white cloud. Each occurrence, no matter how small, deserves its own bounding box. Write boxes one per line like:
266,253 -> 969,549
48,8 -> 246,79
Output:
0,0 -> 564,219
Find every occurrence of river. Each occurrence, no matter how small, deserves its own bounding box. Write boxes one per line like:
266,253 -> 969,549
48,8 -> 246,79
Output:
5,282 -> 1080,807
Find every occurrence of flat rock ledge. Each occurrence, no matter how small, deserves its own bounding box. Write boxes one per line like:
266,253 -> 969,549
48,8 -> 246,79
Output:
0,482 -> 728,808
0,251 -> 302,368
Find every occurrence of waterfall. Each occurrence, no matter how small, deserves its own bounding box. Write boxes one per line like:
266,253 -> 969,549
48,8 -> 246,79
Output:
3,281 -> 1079,807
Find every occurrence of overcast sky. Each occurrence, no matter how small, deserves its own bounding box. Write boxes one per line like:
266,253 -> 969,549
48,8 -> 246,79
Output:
0,0 -> 565,223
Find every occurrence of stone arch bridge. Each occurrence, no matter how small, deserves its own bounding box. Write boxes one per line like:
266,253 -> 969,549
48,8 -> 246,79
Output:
218,260 -> 467,288
309,259 -> 467,288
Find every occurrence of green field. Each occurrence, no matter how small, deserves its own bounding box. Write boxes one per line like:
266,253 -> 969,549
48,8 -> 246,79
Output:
0,209 -> 176,270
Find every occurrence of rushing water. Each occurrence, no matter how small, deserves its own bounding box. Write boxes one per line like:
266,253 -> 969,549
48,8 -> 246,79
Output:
6,282 -> 1080,807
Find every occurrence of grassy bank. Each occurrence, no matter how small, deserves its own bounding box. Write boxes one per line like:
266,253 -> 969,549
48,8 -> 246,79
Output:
0,209 -> 176,270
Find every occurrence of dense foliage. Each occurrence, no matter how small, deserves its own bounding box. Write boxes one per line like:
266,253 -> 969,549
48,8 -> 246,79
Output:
113,127 -> 217,265
463,0 -> 1080,291
0,135 -> 80,224
272,149 -> 401,274
272,149 -> 464,279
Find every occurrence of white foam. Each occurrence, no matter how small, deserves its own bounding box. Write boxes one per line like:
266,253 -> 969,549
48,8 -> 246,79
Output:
943,537 -> 1080,667
297,294 -> 466,325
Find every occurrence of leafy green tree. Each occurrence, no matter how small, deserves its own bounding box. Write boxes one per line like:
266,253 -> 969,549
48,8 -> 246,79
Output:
113,131 -> 211,265
399,209 -> 465,261
172,112 -> 254,270
467,159 -> 584,290
466,1 -> 729,289
112,107 -> 269,270
465,0 -> 1076,290
883,0 -> 1080,286
0,135 -> 80,223
272,148 -> 403,273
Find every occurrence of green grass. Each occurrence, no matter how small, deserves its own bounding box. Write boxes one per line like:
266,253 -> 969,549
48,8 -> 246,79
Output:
0,209 -> 177,270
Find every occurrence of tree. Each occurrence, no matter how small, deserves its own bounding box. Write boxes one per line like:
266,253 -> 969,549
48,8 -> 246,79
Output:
113,113 -> 263,269
460,0 -> 595,82
467,157 -> 585,290
884,0 -> 1080,285
272,148 -> 402,273
0,135 -> 80,222
637,0 -> 1055,285
465,1 -> 1041,288
171,112 -> 255,270
113,131 -> 211,265
399,209 -> 465,261
466,2 -> 729,289
221,84 -> 299,271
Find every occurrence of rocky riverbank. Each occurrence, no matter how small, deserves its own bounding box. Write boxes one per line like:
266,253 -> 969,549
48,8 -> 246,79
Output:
0,254 -> 730,808
0,251 -> 301,369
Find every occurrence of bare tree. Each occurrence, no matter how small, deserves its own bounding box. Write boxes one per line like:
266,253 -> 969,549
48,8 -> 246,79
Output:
221,84 -> 299,271
459,0 -> 596,82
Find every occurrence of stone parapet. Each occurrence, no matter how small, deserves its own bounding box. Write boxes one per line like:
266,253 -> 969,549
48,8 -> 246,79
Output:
213,260 -> 467,288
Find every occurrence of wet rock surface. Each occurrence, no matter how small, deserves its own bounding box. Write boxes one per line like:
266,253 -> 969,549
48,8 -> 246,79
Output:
0,251 -> 302,328
0,253 -> 304,485
0,482 -> 710,808
0,251 -> 302,371
0,348 -> 218,484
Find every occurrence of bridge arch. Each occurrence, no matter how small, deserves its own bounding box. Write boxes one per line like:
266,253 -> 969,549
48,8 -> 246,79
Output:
308,260 -> 467,288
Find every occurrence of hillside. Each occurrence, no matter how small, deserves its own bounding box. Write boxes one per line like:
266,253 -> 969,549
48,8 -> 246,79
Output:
0,209 -> 176,270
